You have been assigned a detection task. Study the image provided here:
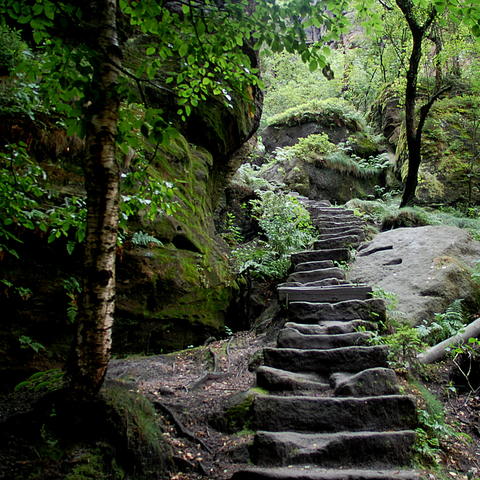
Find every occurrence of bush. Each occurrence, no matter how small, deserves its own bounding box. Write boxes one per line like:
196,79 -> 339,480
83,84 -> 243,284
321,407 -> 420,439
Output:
232,191 -> 316,279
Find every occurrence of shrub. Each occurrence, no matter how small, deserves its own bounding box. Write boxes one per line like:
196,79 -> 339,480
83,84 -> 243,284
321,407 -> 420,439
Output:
232,191 -> 316,279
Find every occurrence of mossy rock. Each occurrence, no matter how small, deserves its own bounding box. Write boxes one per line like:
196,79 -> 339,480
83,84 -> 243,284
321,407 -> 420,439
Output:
210,388 -> 266,433
396,95 -> 480,205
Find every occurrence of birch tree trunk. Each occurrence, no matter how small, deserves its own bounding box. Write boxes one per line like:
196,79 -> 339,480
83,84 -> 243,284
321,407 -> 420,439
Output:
66,0 -> 121,397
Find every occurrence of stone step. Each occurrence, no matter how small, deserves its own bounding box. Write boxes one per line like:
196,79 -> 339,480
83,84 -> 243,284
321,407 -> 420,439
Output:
317,225 -> 366,236
263,346 -> 388,374
252,430 -> 416,467
231,467 -> 420,480
308,207 -> 355,215
315,221 -> 364,230
287,267 -> 346,284
291,249 -> 350,265
279,278 -> 349,289
311,215 -> 360,223
294,260 -> 335,272
277,328 -> 372,349
285,320 -> 377,335
313,235 -> 362,250
256,366 -> 330,393
317,229 -> 366,241
253,394 -> 417,432
288,299 -> 386,323
278,285 -> 372,303
330,368 -> 400,397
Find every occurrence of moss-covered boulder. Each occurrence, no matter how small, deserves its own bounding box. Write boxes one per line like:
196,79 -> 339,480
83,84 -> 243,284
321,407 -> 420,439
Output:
261,98 -> 367,153
258,131 -> 390,203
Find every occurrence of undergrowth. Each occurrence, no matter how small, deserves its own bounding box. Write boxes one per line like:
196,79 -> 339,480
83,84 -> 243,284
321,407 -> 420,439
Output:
345,198 -> 480,239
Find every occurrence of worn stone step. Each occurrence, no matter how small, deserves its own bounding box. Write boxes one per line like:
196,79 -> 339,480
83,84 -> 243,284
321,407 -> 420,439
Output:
263,346 -> 388,374
315,221 -> 364,230
330,368 -> 400,397
278,285 -> 372,303
231,467 -> 420,480
278,278 -> 349,289
277,328 -> 372,349
287,267 -> 346,284
252,430 -> 416,467
294,260 -> 335,272
291,249 -> 350,265
285,320 -> 377,335
313,235 -> 362,250
288,299 -> 386,323
317,225 -> 366,236
308,207 -> 355,215
256,366 -> 330,393
312,215 -> 360,224
253,394 -> 417,432
317,228 -> 366,241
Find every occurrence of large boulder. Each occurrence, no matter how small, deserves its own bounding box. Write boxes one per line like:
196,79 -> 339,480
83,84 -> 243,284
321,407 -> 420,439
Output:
348,226 -> 480,324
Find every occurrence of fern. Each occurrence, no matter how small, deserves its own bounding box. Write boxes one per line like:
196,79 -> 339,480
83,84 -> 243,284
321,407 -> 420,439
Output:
418,299 -> 467,346
131,231 -> 163,247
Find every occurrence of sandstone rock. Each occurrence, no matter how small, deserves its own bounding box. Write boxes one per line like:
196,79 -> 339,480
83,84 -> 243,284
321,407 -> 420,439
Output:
348,226 -> 480,324
330,368 -> 399,396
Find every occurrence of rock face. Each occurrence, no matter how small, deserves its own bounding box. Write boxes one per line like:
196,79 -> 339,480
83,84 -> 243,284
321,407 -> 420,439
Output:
0,74 -> 262,386
258,99 -> 390,203
348,226 -> 480,324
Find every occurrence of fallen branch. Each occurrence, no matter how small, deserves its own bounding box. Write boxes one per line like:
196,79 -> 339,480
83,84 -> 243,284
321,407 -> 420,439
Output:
417,317 -> 480,364
153,401 -> 213,453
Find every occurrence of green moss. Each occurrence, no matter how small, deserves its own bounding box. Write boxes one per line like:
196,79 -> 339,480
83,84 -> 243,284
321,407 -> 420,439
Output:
102,385 -> 172,478
267,97 -> 365,131
117,131 -> 237,351
215,388 -> 263,433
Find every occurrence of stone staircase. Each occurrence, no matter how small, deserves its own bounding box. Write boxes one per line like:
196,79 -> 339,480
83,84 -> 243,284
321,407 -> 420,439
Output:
231,198 -> 419,480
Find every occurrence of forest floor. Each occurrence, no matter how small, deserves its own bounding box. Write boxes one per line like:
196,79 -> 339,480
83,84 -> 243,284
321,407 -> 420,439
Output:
106,330 -> 480,480
0,329 -> 478,480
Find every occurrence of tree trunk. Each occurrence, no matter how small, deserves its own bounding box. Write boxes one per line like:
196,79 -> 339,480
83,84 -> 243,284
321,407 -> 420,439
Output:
66,0 -> 121,398
399,31 -> 423,208
395,0 -> 436,208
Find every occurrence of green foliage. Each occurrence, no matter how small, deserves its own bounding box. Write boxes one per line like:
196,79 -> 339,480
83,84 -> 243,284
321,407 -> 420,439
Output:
63,276 -> 81,324
15,368 -> 64,392
447,337 -> 480,393
220,212 -> 244,247
267,98 -> 365,130
131,231 -> 163,248
231,163 -> 277,191
345,199 -> 480,239
18,335 -> 46,353
232,192 -> 316,279
271,131 -> 387,180
411,380 -> 459,466
379,322 -> 427,370
417,299 -> 467,346
102,385 -> 171,477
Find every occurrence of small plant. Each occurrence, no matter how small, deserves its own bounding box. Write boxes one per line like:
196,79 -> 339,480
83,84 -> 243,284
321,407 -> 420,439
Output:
412,381 -> 460,466
447,337 -> 480,394
63,276 -> 82,324
18,335 -> 46,354
232,191 -> 316,279
417,299 -> 467,346
371,287 -> 399,312
131,231 -> 163,247
221,212 -> 243,246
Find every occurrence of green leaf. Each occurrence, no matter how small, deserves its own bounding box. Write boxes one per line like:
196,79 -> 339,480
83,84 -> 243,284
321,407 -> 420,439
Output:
146,46 -> 156,55
178,43 -> 188,57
